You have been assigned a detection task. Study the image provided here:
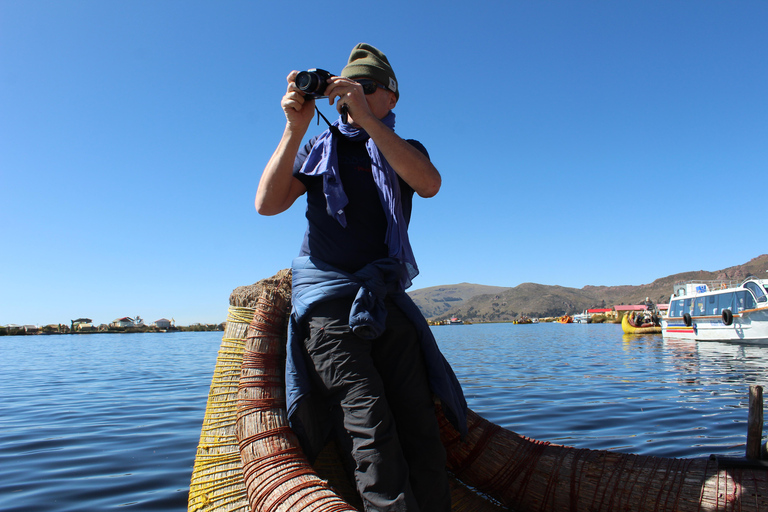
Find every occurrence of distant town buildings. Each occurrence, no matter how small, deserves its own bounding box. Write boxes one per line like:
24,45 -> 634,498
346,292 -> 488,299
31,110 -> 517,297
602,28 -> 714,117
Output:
1,316 -> 221,335
109,316 -> 148,329
154,318 -> 172,329
111,317 -> 136,329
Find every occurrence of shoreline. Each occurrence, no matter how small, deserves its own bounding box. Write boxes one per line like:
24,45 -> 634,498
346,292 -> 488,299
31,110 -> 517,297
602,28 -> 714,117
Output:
0,325 -> 225,336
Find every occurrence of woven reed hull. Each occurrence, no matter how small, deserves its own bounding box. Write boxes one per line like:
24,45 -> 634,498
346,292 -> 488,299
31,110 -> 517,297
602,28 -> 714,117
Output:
441,410 -> 768,512
188,308 -> 254,512
622,314 -> 663,335
190,270 -> 768,512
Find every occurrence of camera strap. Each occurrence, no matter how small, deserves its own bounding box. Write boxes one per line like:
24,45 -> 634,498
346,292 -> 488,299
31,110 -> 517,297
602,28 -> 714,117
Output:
314,106 -> 343,136
314,105 -> 332,127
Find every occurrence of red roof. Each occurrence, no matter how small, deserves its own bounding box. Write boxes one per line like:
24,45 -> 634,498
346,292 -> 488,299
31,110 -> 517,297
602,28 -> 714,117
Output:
587,308 -> 612,313
614,305 -> 648,311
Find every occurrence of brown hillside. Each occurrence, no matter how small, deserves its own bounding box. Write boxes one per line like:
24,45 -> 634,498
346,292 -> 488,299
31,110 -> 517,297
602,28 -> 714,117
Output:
410,254 -> 768,322
409,283 -> 509,319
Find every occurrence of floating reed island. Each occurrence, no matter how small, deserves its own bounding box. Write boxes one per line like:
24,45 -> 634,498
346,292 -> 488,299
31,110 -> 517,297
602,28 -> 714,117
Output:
188,270 -> 768,512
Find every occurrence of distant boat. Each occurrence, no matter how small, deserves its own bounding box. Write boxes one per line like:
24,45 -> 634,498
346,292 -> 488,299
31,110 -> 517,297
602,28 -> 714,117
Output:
513,316 -> 533,324
573,311 -> 591,324
663,278 -> 768,343
622,310 -> 662,334
448,317 -> 464,325
556,315 -> 573,324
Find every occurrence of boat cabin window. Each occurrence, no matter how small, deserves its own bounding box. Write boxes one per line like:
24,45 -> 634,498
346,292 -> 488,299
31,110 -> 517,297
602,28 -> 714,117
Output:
685,298 -> 693,315
674,298 -> 688,317
694,296 -> 706,316
745,291 -> 756,310
744,281 -> 767,303
670,299 -> 685,317
734,291 -> 756,312
706,295 -> 719,315
717,292 -> 735,313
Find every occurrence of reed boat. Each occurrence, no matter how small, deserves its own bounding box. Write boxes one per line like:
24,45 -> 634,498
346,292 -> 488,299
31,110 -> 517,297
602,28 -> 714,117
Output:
189,270 -> 768,512
663,278 -> 768,344
621,311 -> 662,335
556,315 -> 573,324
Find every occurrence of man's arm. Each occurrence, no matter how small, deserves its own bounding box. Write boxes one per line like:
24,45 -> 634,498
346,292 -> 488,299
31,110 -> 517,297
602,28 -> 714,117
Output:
324,77 -> 442,198
255,71 -> 311,216
255,127 -> 307,215
362,119 -> 441,198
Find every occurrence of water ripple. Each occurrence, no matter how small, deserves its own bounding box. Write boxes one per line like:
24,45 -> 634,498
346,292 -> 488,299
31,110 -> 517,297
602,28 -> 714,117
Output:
0,332 -> 220,512
434,322 -> 767,459
2,325 -> 767,510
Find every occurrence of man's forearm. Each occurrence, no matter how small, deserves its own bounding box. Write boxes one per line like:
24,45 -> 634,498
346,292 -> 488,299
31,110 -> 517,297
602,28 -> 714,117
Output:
255,126 -> 306,215
363,118 -> 441,198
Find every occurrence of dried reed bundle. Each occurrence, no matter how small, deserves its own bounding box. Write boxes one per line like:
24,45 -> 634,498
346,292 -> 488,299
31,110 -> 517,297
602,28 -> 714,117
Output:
235,270 -> 359,512
188,306 -> 254,512
439,409 -> 768,511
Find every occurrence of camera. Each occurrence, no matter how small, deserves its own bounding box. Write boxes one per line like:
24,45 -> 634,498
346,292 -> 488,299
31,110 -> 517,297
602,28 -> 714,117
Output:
295,68 -> 334,98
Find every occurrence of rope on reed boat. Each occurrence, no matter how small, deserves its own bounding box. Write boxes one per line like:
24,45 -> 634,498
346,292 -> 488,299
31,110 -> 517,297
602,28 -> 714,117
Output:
440,404 -> 768,512
188,306 -> 255,512
234,271 -> 359,512
493,435 -> 550,505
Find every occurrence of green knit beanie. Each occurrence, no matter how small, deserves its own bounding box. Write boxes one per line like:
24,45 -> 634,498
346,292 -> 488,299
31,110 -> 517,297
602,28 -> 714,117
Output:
341,43 -> 399,99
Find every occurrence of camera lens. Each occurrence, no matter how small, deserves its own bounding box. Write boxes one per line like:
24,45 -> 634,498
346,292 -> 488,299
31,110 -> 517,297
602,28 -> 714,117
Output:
295,71 -> 318,93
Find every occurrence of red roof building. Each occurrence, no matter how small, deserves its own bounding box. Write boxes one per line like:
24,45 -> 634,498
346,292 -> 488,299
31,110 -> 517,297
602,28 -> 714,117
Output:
614,305 -> 650,312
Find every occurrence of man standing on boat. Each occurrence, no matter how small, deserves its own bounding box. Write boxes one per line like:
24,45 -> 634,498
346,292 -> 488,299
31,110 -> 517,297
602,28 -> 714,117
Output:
255,43 -> 467,511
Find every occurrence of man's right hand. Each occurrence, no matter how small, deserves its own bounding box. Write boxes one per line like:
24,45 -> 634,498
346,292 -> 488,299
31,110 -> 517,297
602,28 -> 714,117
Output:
255,71 -> 312,216
282,70 -> 316,132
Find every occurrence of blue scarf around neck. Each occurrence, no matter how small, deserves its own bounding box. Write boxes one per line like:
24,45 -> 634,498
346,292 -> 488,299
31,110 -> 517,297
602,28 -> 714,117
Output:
297,111 -> 418,289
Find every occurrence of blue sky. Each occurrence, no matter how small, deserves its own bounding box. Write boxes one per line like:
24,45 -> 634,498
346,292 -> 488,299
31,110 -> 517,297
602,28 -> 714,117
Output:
2,1 -> 766,326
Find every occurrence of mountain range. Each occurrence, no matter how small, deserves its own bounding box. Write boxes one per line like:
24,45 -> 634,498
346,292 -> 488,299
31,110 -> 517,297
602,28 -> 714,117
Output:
408,254 -> 768,323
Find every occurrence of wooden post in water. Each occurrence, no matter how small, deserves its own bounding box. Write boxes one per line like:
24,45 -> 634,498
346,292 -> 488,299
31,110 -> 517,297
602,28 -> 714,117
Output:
747,385 -> 764,460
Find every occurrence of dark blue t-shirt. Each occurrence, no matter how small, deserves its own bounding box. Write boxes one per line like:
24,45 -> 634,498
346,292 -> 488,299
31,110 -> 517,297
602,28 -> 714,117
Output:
293,134 -> 428,273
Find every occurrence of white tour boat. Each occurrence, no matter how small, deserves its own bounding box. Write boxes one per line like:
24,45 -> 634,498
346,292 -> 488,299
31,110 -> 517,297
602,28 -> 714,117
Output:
662,277 -> 768,344
573,311 -> 591,323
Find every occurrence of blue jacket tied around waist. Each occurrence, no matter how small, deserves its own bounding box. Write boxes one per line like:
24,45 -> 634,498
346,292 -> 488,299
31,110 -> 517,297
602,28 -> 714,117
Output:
286,256 -> 468,459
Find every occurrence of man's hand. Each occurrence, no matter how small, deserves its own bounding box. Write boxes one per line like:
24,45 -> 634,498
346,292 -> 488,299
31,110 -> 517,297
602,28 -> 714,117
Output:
324,77 -> 441,198
282,70 -> 316,133
323,76 -> 377,128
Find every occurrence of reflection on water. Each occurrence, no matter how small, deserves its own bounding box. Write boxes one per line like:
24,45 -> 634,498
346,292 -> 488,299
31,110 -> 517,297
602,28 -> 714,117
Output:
1,325 -> 767,511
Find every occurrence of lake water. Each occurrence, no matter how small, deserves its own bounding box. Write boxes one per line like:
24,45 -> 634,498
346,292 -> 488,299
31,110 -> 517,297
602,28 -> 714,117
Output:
1,323 -> 767,511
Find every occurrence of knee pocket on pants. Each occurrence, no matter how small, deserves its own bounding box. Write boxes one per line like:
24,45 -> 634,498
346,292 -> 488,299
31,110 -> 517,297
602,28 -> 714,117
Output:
305,323 -> 354,356
305,324 -> 375,393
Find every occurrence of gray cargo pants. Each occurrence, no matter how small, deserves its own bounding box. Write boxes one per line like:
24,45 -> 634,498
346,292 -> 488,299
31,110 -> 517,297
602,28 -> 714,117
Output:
304,297 -> 450,512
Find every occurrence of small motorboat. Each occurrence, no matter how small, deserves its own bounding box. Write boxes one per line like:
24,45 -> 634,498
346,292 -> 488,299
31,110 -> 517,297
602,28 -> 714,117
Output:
664,278 -> 768,343
573,311 -> 590,324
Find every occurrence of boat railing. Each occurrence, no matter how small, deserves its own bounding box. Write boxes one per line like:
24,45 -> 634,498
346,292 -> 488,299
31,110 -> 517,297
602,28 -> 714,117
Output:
673,279 -> 741,297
